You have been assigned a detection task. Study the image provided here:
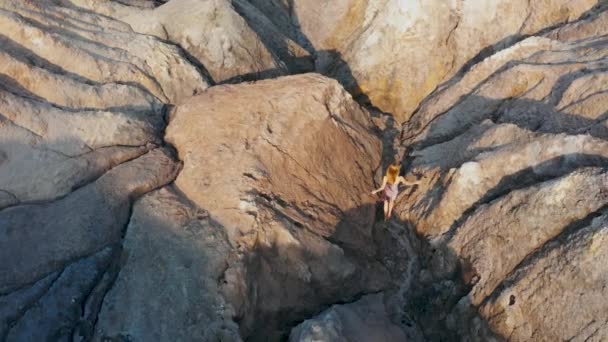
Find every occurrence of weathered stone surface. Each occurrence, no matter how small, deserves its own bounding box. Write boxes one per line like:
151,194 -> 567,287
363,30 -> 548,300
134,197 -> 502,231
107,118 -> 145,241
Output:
480,213 -> 608,341
0,0 -> 208,104
450,168 -> 608,305
249,0 -> 599,122
289,294 -> 423,342
1,1 -> 607,341
94,187 -> 242,342
0,148 -> 178,293
68,0 -> 312,83
0,91 -> 161,206
166,73 -> 389,339
4,247 -> 116,342
400,33 -> 608,238
393,11 -> 608,341
231,0 -> 314,74
547,4 -> 608,41
0,272 -> 59,339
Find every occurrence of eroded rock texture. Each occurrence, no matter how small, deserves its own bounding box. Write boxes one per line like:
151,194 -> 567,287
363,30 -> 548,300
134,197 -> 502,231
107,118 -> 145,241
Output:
65,0 -> 314,83
165,73 -> 402,339
93,187 -> 242,341
394,7 -> 608,341
1,0 -> 608,341
0,0 -> 190,340
247,0 -> 601,122
289,293 -> 424,342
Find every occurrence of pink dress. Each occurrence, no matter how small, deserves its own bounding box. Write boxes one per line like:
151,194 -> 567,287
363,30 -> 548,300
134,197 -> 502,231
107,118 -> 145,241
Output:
383,183 -> 399,201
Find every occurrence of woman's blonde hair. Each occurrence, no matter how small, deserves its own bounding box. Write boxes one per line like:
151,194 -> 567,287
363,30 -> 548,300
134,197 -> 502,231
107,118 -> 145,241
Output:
386,163 -> 401,184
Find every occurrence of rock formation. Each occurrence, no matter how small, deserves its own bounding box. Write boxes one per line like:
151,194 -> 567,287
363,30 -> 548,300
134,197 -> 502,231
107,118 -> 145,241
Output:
1,0 -> 607,341
393,6 -> 608,341
289,294 -> 423,342
165,74 -> 394,339
247,0 -> 600,122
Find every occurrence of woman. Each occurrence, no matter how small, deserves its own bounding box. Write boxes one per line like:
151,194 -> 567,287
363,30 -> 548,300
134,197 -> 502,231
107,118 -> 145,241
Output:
371,163 -> 420,221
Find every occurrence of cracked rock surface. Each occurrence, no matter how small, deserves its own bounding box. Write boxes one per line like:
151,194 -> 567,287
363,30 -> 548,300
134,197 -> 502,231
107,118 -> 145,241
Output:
1,0 -> 608,341
166,73 -> 394,339
391,7 -> 608,341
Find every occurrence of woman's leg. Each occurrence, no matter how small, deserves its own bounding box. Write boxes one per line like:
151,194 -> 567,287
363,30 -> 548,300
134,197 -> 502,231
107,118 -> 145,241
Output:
387,199 -> 395,219
383,200 -> 389,221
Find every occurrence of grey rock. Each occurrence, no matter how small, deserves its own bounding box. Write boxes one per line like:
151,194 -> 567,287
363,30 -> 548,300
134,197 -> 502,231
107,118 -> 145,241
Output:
94,187 -> 242,342
289,294 -> 424,342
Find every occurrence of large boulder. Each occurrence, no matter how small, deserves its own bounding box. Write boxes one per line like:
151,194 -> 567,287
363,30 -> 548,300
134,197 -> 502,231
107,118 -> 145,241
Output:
289,294 -> 424,342
166,73 -> 389,339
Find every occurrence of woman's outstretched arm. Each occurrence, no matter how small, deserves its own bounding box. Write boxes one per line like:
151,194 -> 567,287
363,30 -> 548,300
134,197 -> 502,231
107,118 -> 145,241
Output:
371,176 -> 388,194
398,176 -> 421,186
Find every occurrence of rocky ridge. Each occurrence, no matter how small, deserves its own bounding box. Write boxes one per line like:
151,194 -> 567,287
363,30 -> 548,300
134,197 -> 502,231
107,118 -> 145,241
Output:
0,0 -> 607,341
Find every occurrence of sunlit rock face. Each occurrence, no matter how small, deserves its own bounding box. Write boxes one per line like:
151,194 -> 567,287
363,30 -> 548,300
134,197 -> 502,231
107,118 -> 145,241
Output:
394,8 -> 608,341
166,73 -> 392,339
247,0 -> 600,122
1,0 -> 608,341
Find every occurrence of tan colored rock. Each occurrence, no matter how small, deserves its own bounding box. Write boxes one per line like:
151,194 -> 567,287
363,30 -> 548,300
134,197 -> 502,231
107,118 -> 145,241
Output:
0,1 -> 607,340
402,36 -> 608,148
480,213 -> 608,341
450,168 -> 608,305
0,0 -> 208,104
399,33 -> 608,237
67,0 -> 312,83
231,0 -> 314,74
0,88 -> 163,207
166,73 -> 389,338
0,47 -> 161,111
252,0 -> 598,122
547,4 -> 608,41
410,133 -> 608,237
395,13 -> 608,341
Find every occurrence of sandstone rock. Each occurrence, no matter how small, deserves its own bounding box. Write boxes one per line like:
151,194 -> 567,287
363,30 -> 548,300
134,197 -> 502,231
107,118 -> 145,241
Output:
250,0 -> 599,122
403,36 -> 608,148
67,0 -> 312,83
393,10 -> 608,340
166,73 -> 389,339
0,1 -> 607,341
231,0 -> 313,74
94,187 -> 242,342
400,32 -> 608,238
0,89 -> 162,206
450,168 -> 608,305
410,132 -> 608,238
289,294 -> 423,342
0,46 -> 162,112
0,148 -> 178,293
1,0 -> 208,104
480,213 -> 608,341
547,3 -> 608,41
